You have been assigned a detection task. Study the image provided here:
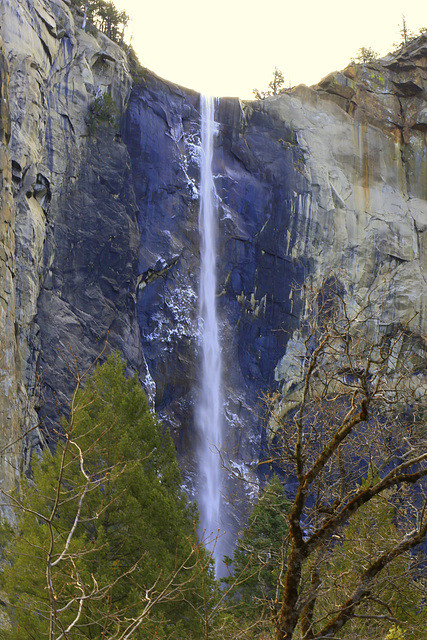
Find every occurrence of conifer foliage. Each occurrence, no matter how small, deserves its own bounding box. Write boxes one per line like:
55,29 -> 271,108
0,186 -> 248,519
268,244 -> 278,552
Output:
224,475 -> 291,630
72,0 -> 129,43
253,67 -> 286,100
0,354 -> 209,639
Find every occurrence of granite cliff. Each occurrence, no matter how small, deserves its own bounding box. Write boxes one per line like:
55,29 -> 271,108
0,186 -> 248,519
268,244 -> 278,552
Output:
1,0 -> 427,516
0,0 -> 147,489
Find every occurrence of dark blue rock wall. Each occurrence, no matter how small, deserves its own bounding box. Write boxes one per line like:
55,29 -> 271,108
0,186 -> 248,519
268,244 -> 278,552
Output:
124,73 -> 311,495
36,124 -> 147,439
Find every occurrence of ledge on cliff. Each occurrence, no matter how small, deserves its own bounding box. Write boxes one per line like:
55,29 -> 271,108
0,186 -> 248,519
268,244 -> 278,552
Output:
311,32 -> 427,143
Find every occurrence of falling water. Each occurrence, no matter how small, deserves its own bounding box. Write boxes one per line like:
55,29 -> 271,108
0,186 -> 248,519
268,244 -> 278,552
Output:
197,95 -> 224,572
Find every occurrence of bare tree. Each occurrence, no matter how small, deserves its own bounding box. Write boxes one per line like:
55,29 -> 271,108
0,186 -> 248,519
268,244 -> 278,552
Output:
260,279 -> 427,640
0,344 -> 277,640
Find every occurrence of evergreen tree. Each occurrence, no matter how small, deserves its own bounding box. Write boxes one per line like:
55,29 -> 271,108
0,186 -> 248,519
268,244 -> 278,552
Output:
393,15 -> 417,50
94,1 -> 128,42
253,67 -> 286,100
71,0 -> 129,43
351,46 -> 379,63
399,15 -> 416,46
1,354 -> 211,639
224,475 -> 291,628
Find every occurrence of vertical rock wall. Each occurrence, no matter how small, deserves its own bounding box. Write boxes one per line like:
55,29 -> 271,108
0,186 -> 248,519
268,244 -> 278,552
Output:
125,76 -> 310,519
1,0 -> 147,465
0,36 -> 21,490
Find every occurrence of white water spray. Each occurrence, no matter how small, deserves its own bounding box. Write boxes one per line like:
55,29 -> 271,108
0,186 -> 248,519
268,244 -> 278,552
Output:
197,95 -> 224,571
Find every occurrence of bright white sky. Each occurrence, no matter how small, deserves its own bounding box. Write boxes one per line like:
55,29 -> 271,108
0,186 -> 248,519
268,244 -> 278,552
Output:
113,0 -> 427,98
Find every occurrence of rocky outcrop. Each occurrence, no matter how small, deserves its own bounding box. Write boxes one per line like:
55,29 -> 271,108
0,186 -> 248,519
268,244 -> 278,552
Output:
35,121 -> 148,437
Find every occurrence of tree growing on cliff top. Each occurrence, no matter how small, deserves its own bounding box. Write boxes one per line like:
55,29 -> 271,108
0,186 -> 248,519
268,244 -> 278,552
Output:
0,353 -> 213,639
392,15 -> 422,50
253,67 -> 286,100
398,15 -> 416,46
351,46 -> 379,64
94,0 -> 129,43
252,279 -> 427,640
71,0 -> 129,44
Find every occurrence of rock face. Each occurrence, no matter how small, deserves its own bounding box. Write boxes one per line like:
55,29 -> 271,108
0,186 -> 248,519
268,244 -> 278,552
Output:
0,35 -> 21,491
124,79 -> 309,507
2,1 -> 427,528
0,0 -> 147,468
124,40 -> 427,503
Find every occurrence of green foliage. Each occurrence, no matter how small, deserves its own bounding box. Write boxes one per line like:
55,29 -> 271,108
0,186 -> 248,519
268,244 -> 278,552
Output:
223,476 -> 291,628
393,15 -> 417,50
93,0 -> 129,43
253,67 -> 286,100
71,0 -> 129,44
0,354 -> 210,639
222,472 -> 427,640
385,626 -> 405,640
311,482 -> 427,640
87,92 -> 119,133
128,45 -> 146,84
351,46 -> 379,63
290,477 -> 427,640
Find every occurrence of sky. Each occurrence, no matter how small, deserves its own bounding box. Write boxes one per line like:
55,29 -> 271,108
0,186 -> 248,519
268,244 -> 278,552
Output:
113,0 -> 427,99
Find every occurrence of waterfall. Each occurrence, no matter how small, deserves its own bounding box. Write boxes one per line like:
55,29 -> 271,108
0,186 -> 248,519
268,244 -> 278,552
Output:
197,95 -> 224,572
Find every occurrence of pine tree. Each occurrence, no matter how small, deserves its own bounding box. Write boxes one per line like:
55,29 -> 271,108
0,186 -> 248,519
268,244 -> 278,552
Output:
224,475 -> 291,629
71,0 -> 128,43
0,354 -> 210,639
351,46 -> 378,63
253,67 -> 286,100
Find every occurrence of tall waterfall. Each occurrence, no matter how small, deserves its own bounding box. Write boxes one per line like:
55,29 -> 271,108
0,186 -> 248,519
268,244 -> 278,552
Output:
197,95 -> 224,572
